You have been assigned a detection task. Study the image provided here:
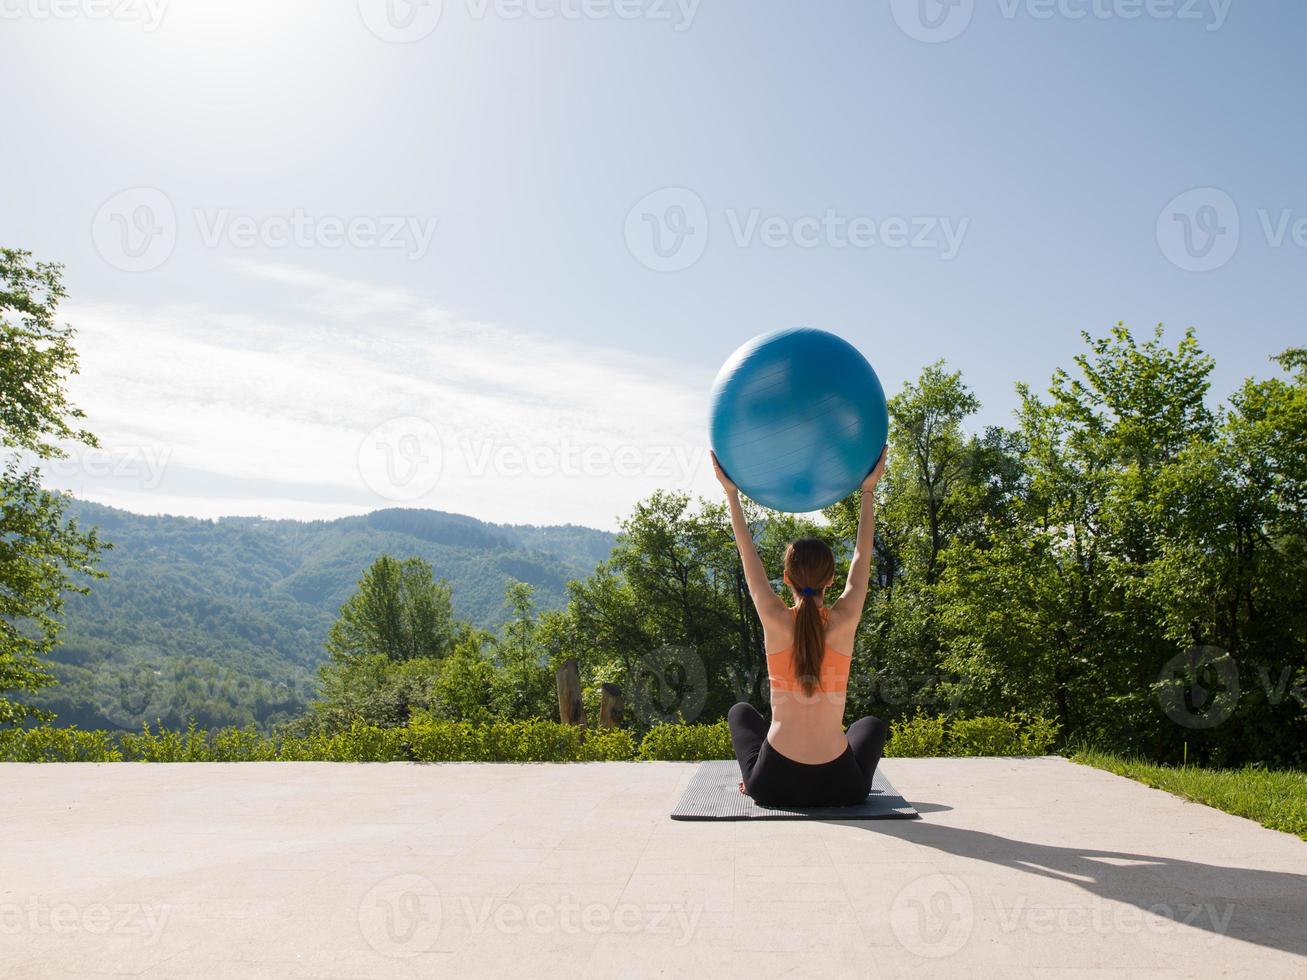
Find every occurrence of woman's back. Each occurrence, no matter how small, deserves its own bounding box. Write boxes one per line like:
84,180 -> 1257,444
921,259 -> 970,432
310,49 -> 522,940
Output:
761,600 -> 860,764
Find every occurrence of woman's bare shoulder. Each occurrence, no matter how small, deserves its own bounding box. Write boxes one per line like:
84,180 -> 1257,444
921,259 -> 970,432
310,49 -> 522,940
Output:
824,601 -> 862,643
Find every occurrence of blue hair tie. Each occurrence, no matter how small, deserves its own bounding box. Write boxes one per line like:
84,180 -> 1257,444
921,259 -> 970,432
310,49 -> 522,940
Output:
800,587 -> 817,597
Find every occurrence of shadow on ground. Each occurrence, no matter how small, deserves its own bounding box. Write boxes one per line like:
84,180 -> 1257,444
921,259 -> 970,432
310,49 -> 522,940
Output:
836,814 -> 1307,957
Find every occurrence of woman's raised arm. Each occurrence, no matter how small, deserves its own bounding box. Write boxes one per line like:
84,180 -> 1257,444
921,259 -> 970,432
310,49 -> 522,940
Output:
712,453 -> 788,619
837,445 -> 887,614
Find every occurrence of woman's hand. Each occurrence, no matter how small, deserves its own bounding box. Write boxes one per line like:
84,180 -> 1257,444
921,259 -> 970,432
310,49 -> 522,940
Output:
710,451 -> 738,496
861,444 -> 888,492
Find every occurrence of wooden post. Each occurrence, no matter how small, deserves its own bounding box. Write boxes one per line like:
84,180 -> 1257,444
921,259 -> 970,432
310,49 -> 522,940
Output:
599,684 -> 623,729
557,658 -> 585,726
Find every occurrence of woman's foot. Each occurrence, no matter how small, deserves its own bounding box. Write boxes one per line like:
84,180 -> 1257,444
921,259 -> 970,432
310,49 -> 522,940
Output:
738,780 -> 749,796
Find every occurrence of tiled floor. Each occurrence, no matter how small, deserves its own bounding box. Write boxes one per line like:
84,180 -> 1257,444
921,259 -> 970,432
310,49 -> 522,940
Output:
1,758 -> 1304,978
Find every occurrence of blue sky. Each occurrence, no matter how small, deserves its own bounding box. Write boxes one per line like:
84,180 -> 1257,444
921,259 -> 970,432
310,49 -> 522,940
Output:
2,0 -> 1303,527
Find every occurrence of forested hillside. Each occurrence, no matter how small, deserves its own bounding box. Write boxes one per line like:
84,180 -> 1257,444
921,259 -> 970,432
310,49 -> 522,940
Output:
34,502 -> 614,730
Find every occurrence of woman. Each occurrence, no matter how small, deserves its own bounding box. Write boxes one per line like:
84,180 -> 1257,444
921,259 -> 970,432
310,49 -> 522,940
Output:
713,446 -> 887,807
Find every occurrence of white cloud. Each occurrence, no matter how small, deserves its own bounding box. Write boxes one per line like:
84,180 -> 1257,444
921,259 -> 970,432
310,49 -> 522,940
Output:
48,265 -> 715,529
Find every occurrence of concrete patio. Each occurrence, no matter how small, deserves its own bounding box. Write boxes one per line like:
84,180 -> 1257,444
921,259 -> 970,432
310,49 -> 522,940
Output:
1,757 -> 1303,978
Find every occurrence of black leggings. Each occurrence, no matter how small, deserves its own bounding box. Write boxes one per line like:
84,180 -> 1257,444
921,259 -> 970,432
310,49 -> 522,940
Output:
727,703 -> 887,808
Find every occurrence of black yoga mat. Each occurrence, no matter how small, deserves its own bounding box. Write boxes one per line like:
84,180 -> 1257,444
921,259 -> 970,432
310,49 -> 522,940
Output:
670,760 -> 919,821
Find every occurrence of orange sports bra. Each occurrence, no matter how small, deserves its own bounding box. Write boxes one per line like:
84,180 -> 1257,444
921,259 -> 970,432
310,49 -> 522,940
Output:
766,607 -> 852,694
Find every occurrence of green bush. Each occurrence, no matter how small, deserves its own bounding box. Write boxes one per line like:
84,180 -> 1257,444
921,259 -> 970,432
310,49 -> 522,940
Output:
950,716 -> 1024,756
313,723 -> 410,762
408,719 -> 481,761
637,720 -> 733,761
887,713 -> 1058,758
886,715 -> 946,757
578,727 -> 637,761
209,726 -> 280,762
479,720 -> 584,762
0,726 -> 122,762
1015,714 -> 1060,755
119,723 -> 211,762
0,714 -> 1055,763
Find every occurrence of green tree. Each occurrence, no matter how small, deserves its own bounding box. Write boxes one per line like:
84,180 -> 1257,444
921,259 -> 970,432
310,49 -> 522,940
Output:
430,628 -> 499,724
489,580 -> 553,720
325,555 -> 455,664
310,555 -> 457,730
0,249 -> 103,728
939,326 -> 1232,754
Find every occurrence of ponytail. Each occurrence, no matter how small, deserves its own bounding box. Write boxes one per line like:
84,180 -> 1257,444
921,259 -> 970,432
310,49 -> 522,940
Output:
783,537 -> 837,695
792,592 -> 826,696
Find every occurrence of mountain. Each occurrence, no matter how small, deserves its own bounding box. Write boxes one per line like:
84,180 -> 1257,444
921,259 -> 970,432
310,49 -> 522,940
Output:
35,501 -> 616,731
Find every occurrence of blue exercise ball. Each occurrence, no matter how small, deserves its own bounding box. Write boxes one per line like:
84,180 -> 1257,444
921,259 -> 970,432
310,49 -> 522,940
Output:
709,328 -> 888,513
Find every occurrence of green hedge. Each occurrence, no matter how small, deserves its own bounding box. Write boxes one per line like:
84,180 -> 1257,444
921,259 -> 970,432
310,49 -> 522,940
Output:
0,713 -> 1057,763
886,713 -> 1060,757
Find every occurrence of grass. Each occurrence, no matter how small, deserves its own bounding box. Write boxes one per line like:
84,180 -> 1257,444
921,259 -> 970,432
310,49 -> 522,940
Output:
1072,749 -> 1307,841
